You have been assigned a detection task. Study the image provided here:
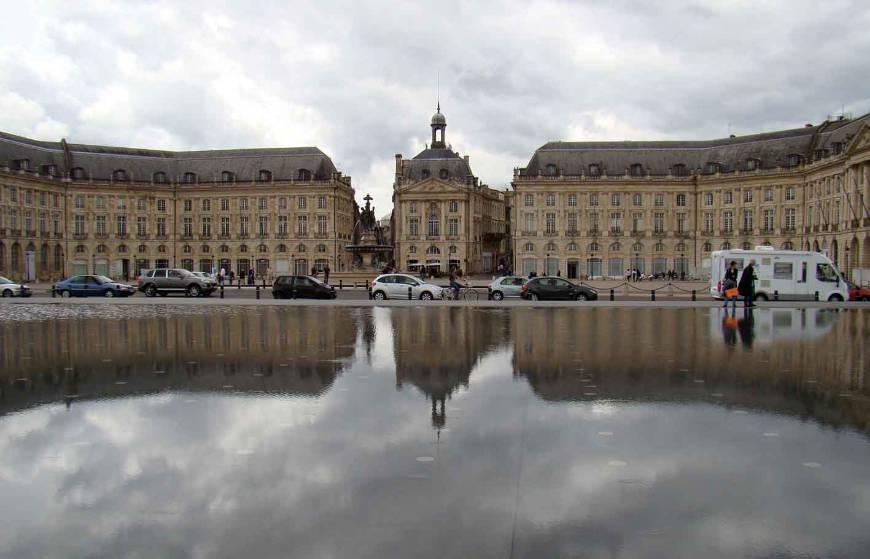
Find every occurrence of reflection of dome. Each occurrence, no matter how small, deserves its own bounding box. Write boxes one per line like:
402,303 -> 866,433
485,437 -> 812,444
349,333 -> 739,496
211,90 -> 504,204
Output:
431,111 -> 446,125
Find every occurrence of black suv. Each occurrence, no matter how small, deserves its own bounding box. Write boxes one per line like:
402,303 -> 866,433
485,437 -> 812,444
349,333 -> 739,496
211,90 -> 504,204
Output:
272,275 -> 336,299
521,277 -> 598,301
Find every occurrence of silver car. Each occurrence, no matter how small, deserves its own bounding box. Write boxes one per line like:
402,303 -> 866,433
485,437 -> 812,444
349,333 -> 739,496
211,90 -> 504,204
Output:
0,276 -> 32,297
487,276 -> 526,300
370,274 -> 444,300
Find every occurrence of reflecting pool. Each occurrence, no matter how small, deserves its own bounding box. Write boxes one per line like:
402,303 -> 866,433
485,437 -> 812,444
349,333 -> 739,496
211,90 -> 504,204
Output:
1,306 -> 868,558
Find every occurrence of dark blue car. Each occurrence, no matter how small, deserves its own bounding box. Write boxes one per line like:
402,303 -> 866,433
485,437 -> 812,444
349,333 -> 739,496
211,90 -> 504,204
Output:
54,275 -> 137,298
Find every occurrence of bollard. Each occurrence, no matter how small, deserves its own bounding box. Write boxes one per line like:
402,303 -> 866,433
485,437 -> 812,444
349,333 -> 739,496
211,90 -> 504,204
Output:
220,285 -> 224,299
774,290 -> 779,301
255,285 -> 260,299
368,286 -> 372,300
237,278 -> 241,289
291,288 -> 296,299
814,291 -> 819,301
408,286 -> 413,300
609,289 -> 614,301
339,279 -> 343,290
651,289 -> 656,302
51,286 -> 56,298
692,289 -> 696,301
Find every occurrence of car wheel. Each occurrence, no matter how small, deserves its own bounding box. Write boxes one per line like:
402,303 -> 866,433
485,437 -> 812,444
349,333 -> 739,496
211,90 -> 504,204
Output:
373,290 -> 386,300
491,291 -> 504,301
104,289 -> 115,297
576,293 -> 588,301
420,291 -> 433,300
2,289 -> 12,298
753,293 -> 769,302
187,284 -> 201,297
60,289 -> 72,298
827,294 -> 844,302
145,285 -> 157,297
530,293 -> 539,301
863,296 -> 870,302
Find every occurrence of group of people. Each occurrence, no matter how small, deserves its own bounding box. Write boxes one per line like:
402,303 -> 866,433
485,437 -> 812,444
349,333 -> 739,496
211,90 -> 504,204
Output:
217,268 -> 254,286
309,264 -> 330,284
722,259 -> 758,308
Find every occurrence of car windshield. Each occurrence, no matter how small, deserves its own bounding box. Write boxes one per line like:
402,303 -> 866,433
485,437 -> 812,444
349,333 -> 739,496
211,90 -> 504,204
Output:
95,276 -> 113,284
0,277 -> 10,284
308,276 -> 326,285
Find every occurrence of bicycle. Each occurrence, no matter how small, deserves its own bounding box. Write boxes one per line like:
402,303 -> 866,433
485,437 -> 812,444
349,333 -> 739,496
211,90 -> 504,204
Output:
443,283 -> 479,301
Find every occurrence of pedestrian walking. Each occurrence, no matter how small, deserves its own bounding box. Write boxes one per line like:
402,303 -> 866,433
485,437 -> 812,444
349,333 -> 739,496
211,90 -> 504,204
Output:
247,268 -> 254,285
323,264 -> 330,285
219,266 -> 226,286
738,259 -> 758,308
722,260 -> 739,307
229,269 -> 235,286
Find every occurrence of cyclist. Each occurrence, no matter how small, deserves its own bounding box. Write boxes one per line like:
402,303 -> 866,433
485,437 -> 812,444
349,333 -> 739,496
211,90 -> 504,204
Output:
449,266 -> 462,299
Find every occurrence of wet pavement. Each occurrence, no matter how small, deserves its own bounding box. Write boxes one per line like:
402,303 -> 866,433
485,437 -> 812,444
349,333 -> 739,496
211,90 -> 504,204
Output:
0,305 -> 868,558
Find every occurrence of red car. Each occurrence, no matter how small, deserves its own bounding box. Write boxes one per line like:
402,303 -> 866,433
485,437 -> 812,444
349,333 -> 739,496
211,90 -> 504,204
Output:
846,281 -> 870,301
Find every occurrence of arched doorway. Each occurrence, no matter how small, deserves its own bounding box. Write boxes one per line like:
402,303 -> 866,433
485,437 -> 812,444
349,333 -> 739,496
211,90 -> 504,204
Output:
813,240 -> 820,252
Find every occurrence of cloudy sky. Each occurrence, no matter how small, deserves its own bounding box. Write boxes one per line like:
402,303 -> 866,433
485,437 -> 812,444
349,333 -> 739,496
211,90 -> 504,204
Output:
1,1 -> 869,214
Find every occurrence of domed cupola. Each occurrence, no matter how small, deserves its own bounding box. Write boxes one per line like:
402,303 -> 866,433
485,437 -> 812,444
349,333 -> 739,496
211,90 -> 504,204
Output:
430,103 -> 446,148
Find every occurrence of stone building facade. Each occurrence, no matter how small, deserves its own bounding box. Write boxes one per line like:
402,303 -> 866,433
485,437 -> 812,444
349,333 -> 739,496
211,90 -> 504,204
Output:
511,115 -> 870,280
392,107 -> 508,274
0,132 -> 355,282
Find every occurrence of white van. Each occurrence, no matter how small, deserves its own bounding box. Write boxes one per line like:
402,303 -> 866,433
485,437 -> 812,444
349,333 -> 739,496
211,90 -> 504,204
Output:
709,246 -> 848,302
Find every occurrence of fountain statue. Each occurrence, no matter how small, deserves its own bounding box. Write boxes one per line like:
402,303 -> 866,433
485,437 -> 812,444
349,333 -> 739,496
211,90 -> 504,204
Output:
345,194 -> 393,271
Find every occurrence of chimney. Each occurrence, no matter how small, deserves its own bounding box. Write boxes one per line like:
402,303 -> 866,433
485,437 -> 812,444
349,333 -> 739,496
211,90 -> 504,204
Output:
729,134 -> 736,138
395,154 -> 402,175
805,123 -> 813,127
464,155 -> 470,165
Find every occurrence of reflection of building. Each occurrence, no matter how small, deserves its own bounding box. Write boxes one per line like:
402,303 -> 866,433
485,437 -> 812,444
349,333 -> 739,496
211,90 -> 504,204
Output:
0,132 -> 355,282
511,115 -> 870,280
0,307 -> 358,414
390,307 -> 510,428
511,308 -> 869,431
392,107 -> 508,274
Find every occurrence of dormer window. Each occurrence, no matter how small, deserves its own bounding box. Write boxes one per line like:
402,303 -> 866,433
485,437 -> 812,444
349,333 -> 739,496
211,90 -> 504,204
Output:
672,164 -> 688,177
153,172 -> 168,183
786,154 -> 803,167
439,168 -> 449,179
71,167 -> 86,180
588,164 -> 601,177
182,172 -> 197,184
545,163 -> 558,176
629,163 -> 644,177
14,159 -> 30,171
705,162 -> 723,174
221,171 -> 235,182
257,169 -> 272,182
421,169 -> 431,179
113,169 -> 129,181
40,164 -> 58,177
745,158 -> 760,171
831,142 -> 843,155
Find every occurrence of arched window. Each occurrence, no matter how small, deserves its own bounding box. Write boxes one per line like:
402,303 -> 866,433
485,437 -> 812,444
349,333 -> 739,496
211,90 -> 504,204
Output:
182,172 -> 197,184
276,244 -> 287,253
421,169 -> 431,179
545,164 -> 558,176
439,168 -> 449,179
71,167 -> 87,180
258,170 -> 272,182
702,242 -> 712,252
220,245 -> 230,253
654,242 -> 665,252
297,169 -> 312,181
449,245 -> 457,254
781,241 -> 793,250
546,242 -> 557,252
200,245 -> 209,253
153,172 -> 168,183
672,164 -> 688,177
39,244 -> 49,268
138,244 -> 147,253
10,244 -> 20,271
53,244 -> 62,271
240,244 -> 248,253
589,242 -> 599,252
75,245 -> 86,254
567,242 -> 578,251
296,244 -> 306,252
317,244 -> 327,253
0,242 -> 5,271
609,242 -> 621,251
524,242 -> 534,252
632,242 -> 643,252
742,242 -> 751,250
427,246 -> 440,255
629,163 -> 644,177
588,164 -> 601,177
221,171 -> 235,182
117,244 -> 127,253
113,169 -> 128,181
158,245 -> 167,253
675,242 -> 686,252
257,244 -> 268,253
183,245 -> 192,254
409,245 -> 417,254
721,241 -> 731,250
96,244 -> 107,253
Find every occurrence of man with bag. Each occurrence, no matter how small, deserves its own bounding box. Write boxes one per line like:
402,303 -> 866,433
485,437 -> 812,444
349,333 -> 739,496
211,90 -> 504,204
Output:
723,261 -> 739,307
738,259 -> 758,308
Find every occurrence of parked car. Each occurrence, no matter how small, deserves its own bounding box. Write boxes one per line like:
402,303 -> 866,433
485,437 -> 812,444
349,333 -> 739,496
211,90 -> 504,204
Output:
0,276 -> 32,297
370,274 -> 444,300
521,277 -> 598,301
846,280 -> 870,301
137,268 -> 217,297
54,275 -> 136,297
191,271 -> 214,281
487,276 -> 526,300
273,275 -> 336,299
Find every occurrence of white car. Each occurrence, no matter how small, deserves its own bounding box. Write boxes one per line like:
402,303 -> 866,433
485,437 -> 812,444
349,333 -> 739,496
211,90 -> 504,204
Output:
371,274 -> 444,300
0,276 -> 32,297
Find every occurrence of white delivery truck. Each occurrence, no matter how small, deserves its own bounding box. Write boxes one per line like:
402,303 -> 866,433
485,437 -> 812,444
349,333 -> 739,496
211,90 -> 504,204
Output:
709,246 -> 848,302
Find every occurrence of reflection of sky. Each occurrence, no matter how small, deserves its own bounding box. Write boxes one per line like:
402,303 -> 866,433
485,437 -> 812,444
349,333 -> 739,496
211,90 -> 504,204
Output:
0,308 -> 869,558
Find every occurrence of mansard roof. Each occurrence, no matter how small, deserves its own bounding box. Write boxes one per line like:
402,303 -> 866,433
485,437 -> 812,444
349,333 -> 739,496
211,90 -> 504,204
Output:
520,113 -> 870,176
0,131 -> 339,182
400,147 -> 474,182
